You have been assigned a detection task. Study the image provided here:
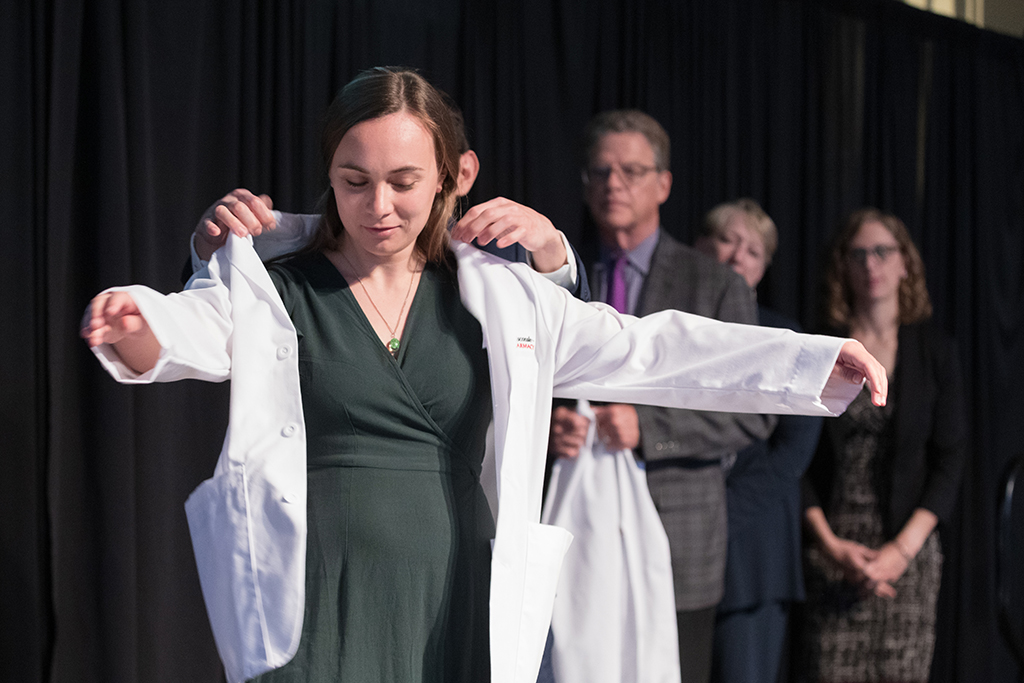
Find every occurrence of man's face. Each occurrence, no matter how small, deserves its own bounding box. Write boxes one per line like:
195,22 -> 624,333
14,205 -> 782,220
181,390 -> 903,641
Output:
584,131 -> 671,244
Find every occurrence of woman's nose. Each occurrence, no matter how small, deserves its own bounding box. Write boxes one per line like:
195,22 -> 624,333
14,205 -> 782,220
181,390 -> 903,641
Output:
371,183 -> 393,217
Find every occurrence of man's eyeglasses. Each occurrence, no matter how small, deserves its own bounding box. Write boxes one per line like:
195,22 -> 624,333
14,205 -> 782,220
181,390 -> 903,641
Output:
582,164 -> 659,186
845,244 -> 900,266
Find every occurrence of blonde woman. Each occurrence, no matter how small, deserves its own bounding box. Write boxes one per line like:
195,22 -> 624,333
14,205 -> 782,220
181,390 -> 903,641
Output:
695,199 -> 824,683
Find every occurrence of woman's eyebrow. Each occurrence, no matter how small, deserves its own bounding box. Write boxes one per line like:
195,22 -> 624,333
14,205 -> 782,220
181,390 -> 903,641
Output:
336,163 -> 425,174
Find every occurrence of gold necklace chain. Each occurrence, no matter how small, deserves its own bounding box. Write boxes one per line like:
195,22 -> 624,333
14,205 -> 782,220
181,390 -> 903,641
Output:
339,250 -> 417,357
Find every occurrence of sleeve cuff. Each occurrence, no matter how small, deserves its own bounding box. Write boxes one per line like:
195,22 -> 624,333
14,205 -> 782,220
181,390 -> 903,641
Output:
190,232 -> 211,275
527,231 -> 577,291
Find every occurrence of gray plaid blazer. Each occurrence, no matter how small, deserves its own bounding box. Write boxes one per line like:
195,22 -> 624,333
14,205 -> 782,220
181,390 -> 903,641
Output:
591,228 -> 773,611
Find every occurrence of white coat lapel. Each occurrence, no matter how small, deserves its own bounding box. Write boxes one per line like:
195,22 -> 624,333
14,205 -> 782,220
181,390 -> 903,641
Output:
454,243 -> 573,683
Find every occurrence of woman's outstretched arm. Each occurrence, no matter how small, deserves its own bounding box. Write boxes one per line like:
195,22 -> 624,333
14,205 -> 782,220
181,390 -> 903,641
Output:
81,291 -> 162,374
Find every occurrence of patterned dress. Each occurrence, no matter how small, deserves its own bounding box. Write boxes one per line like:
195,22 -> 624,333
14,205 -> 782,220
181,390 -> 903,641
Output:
800,386 -> 942,683
251,252 -> 494,682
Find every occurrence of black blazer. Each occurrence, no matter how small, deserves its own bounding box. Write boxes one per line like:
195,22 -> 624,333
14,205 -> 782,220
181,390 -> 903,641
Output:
803,323 -> 968,538
478,239 -> 590,301
718,307 -> 823,611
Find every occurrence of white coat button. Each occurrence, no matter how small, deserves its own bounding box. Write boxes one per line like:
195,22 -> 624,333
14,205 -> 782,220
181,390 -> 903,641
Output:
277,345 -> 292,360
281,423 -> 298,437
282,493 -> 297,504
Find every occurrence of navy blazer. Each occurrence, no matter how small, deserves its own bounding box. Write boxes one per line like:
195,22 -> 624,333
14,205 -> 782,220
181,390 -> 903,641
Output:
803,323 -> 968,538
718,307 -> 823,611
476,239 -> 590,301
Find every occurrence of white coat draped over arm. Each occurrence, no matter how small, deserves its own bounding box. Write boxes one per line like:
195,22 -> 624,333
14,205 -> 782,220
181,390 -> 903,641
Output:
89,237 -> 858,683
452,242 -> 858,683
93,236 -> 308,683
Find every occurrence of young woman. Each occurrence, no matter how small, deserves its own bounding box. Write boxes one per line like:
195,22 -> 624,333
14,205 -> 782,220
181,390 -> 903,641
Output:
82,68 -> 886,683
799,209 -> 967,683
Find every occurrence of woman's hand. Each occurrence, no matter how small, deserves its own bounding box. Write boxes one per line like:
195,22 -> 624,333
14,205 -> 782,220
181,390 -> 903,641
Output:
81,292 -> 161,373
862,542 -> 910,591
451,197 -> 568,273
822,535 -> 876,582
81,292 -> 147,346
194,188 -> 276,261
834,340 -> 888,406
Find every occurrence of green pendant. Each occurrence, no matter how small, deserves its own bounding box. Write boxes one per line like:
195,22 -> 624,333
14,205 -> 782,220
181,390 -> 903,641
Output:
388,337 -> 400,355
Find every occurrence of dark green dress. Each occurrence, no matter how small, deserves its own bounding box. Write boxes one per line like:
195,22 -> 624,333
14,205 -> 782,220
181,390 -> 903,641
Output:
253,252 -> 494,682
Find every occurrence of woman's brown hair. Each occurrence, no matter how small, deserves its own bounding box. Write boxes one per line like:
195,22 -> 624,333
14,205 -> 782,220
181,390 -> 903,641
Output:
823,207 -> 932,330
306,67 -> 461,264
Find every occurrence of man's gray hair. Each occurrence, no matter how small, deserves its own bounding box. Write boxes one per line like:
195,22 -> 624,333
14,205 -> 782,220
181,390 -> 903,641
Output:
581,109 -> 671,172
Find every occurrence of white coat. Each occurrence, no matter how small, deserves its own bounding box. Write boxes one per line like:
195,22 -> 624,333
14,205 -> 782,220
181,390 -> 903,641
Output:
541,399 -> 681,683
93,234 -> 860,683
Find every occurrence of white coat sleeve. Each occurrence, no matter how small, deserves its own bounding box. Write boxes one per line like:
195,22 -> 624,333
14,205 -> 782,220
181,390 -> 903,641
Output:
252,212 -> 319,261
542,289 -> 861,417
91,264 -> 234,385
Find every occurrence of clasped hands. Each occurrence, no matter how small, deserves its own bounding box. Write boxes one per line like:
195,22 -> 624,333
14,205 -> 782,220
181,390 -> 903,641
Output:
822,536 -> 911,599
549,404 -> 641,458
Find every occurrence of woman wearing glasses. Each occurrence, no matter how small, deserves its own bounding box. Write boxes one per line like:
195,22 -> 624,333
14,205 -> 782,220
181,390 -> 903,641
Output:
799,209 -> 967,683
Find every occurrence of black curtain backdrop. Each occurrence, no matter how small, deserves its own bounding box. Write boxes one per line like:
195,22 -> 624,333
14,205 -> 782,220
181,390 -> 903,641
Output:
2,1 -> 1022,681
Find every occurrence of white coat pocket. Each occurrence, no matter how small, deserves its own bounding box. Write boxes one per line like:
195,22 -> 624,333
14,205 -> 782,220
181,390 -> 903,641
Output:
184,466 -> 305,683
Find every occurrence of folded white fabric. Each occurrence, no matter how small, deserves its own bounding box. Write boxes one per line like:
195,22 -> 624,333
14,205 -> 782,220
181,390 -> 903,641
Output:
542,400 -> 681,683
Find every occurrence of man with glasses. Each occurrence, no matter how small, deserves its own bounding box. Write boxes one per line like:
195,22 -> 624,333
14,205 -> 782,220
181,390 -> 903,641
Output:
548,109 -> 773,683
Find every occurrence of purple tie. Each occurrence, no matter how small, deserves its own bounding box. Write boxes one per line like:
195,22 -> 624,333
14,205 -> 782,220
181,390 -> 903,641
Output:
609,254 -> 628,314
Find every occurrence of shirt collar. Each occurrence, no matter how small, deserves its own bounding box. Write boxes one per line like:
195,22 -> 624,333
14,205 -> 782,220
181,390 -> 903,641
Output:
601,228 -> 660,277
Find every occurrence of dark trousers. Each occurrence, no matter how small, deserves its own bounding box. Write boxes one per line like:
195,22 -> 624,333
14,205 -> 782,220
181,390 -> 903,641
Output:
677,605 -> 718,683
710,600 -> 790,683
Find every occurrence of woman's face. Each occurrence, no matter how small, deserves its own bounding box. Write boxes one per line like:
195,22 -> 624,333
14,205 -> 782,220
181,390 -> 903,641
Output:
329,111 -> 443,260
845,220 -> 907,308
707,214 -> 768,289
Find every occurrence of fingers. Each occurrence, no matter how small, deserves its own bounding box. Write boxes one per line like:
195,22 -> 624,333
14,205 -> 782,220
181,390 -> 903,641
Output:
837,340 -> 888,406
84,293 -> 118,346
550,406 -> 591,458
451,197 -> 558,252
213,189 -> 277,238
862,543 -> 910,587
865,579 -> 897,599
867,359 -> 888,407
848,339 -> 888,406
551,407 -> 590,440
198,188 -> 277,243
843,547 -> 871,573
81,292 -> 140,347
591,404 -> 640,450
830,538 -> 874,570
451,198 -> 509,245
80,294 -> 107,344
